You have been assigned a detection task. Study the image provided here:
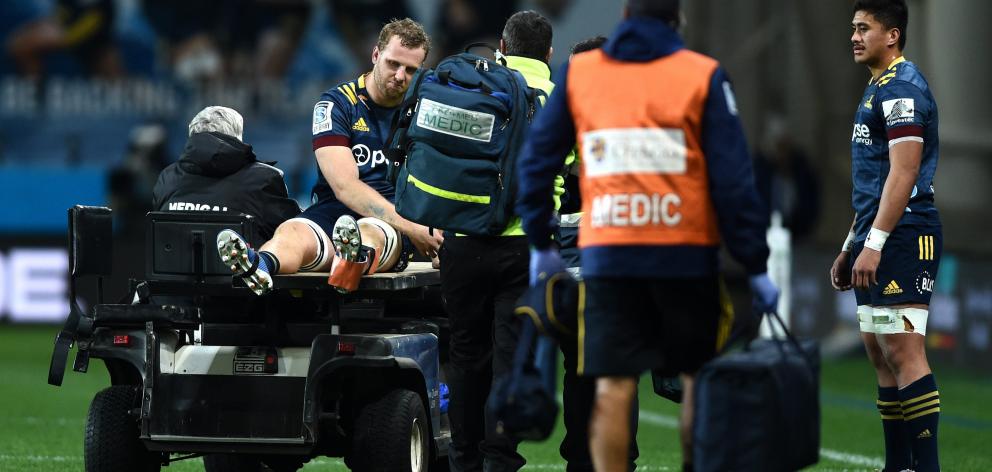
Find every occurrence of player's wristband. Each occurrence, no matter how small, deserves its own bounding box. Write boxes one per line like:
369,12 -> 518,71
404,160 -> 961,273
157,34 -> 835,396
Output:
841,231 -> 855,252
864,227 -> 890,252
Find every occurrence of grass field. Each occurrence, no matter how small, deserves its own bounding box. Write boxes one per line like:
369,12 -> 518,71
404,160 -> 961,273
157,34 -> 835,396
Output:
2,324 -> 990,471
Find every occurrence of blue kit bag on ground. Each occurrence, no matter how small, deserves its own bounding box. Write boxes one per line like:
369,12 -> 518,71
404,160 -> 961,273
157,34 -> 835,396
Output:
385,45 -> 539,236
486,317 -> 558,441
486,271 -> 578,441
692,311 -> 820,472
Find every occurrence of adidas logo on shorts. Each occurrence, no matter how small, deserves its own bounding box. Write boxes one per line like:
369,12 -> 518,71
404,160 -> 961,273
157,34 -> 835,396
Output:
917,428 -> 932,439
883,280 -> 903,295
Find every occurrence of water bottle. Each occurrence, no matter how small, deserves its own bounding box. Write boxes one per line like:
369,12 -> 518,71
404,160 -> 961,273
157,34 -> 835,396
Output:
762,211 -> 792,338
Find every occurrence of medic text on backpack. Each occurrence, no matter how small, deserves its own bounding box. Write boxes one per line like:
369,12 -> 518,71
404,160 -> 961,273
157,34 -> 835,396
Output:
386,46 -> 539,236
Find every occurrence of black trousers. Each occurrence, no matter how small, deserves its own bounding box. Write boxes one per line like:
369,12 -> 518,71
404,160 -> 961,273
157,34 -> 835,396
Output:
441,235 -> 529,472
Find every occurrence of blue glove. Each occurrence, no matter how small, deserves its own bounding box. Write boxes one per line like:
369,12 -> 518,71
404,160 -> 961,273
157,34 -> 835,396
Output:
748,272 -> 780,315
529,247 -> 563,286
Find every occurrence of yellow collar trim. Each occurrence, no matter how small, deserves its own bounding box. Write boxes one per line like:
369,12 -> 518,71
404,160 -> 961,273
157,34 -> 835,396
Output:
886,56 -> 906,71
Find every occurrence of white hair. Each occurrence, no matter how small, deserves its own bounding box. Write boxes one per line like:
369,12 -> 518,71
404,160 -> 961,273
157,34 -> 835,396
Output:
188,106 -> 244,141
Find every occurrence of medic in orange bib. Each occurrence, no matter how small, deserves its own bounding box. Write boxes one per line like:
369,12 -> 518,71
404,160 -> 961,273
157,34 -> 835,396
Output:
514,1 -> 778,470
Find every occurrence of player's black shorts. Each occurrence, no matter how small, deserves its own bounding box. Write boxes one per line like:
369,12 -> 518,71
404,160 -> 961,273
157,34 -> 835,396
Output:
853,224 -> 942,307
579,276 -> 732,377
298,200 -> 414,262
298,200 -> 356,238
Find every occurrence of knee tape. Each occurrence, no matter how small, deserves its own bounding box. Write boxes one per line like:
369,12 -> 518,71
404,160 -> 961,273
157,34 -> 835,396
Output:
857,305 -> 874,333
286,217 -> 333,272
357,217 -> 400,272
871,306 -> 928,335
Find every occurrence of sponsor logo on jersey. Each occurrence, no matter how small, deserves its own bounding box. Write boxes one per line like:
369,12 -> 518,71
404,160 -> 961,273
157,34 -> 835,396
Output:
167,202 -> 229,212
916,270 -> 934,294
351,144 -> 387,169
852,123 -> 872,145
352,117 -> 370,132
590,192 -> 682,228
883,280 -> 903,295
415,98 -> 495,142
313,101 -> 332,135
882,98 -> 915,126
582,128 -> 687,177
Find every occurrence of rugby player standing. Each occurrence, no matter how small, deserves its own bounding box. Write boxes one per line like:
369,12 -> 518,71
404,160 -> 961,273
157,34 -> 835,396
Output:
831,1 -> 942,470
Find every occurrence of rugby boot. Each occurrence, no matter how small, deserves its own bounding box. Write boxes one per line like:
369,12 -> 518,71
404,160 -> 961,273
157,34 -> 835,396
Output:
216,229 -> 273,296
328,215 -> 369,293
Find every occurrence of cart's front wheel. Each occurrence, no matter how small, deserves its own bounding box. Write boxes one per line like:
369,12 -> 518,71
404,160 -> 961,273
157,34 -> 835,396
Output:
84,385 -> 161,472
349,388 -> 430,472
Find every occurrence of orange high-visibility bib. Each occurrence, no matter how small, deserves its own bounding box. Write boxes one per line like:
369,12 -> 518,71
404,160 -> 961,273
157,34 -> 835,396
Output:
567,49 -> 722,249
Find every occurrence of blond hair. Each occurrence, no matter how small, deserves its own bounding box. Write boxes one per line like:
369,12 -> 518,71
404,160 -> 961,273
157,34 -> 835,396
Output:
377,18 -> 431,58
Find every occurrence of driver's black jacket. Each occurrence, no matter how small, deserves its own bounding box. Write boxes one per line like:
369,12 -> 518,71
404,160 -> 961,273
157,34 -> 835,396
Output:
152,132 -> 301,244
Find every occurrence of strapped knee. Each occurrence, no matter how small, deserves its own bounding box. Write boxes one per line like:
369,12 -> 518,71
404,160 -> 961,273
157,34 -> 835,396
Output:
357,217 -> 400,273
872,306 -> 928,335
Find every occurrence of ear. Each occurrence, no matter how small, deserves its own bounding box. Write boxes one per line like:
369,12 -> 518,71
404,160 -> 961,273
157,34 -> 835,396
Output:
372,45 -> 380,65
546,46 -> 553,63
499,38 -> 507,55
887,27 -> 901,48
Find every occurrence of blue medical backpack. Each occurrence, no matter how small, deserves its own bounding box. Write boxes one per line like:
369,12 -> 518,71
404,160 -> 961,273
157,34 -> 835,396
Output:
386,46 -> 540,236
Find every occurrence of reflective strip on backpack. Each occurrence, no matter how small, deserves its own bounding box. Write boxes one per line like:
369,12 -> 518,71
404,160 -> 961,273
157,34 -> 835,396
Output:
408,174 -> 491,204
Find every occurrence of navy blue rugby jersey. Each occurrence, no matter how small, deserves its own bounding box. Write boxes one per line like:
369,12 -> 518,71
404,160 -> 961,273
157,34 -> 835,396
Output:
311,73 -> 398,207
851,56 -> 940,240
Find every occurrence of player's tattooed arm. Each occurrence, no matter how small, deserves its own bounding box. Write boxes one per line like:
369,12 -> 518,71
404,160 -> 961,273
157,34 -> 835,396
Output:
316,145 -> 441,255
365,202 -> 386,220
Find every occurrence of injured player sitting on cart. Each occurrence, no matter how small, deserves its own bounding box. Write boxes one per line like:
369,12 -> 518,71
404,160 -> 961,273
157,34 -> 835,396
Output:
216,18 -> 442,295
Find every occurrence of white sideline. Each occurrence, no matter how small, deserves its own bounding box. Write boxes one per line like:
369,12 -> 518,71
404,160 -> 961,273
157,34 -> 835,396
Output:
312,458 -> 674,471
